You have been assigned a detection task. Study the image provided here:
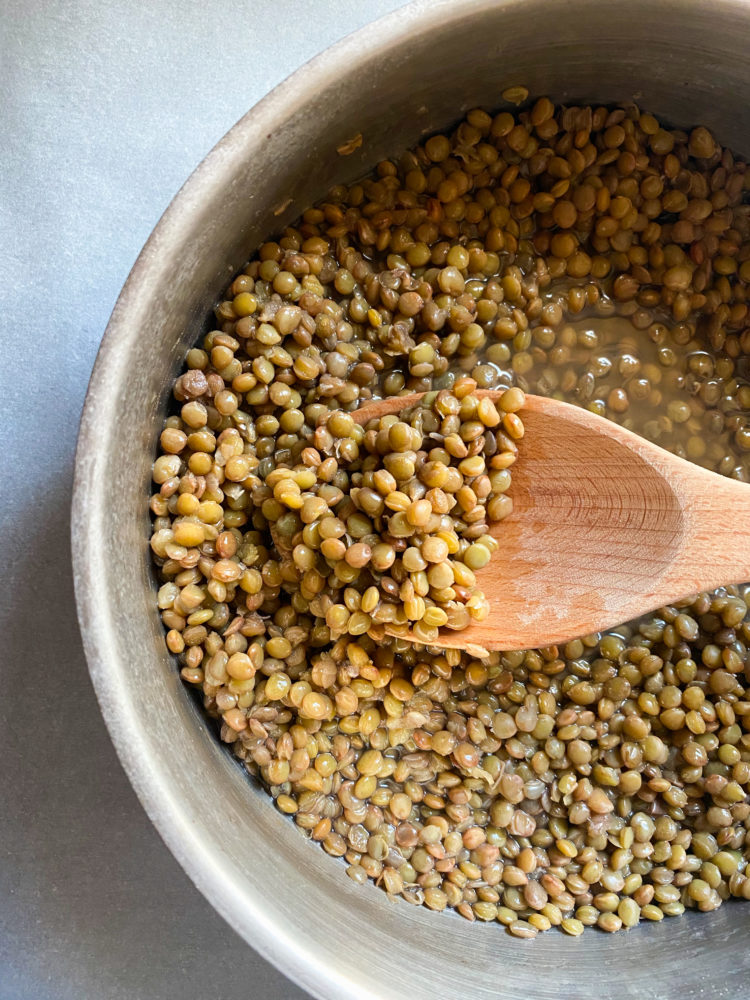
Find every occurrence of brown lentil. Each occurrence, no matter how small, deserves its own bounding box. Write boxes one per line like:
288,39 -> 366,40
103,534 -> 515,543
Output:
151,98 -> 750,939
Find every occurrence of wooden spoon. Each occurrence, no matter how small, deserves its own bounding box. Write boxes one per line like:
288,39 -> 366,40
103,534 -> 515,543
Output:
354,390 -> 750,651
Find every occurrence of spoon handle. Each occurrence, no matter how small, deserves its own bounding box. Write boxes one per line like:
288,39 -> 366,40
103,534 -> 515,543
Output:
672,464 -> 750,596
559,408 -> 750,608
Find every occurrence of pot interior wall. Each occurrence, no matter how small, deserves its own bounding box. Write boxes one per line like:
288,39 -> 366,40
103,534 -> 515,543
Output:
75,1 -> 750,998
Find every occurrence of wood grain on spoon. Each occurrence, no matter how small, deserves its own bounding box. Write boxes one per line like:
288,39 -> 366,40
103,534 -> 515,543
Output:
354,390 -> 750,650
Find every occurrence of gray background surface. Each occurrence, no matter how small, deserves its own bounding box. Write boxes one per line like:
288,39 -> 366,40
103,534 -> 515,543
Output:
0,2 -> 406,997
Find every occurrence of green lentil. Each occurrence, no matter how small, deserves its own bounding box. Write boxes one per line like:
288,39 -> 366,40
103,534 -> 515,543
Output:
151,98 -> 750,941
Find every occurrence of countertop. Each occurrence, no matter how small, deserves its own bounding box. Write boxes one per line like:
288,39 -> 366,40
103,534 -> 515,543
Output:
0,2 -> 406,997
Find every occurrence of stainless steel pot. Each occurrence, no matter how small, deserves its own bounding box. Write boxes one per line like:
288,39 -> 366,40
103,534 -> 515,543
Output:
72,1 -> 750,997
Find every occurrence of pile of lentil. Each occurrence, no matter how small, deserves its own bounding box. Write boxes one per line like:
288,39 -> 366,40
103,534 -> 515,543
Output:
314,381 -> 522,646
149,94 -> 750,938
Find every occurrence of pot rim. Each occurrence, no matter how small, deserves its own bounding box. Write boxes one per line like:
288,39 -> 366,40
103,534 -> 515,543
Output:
71,0 -> 750,997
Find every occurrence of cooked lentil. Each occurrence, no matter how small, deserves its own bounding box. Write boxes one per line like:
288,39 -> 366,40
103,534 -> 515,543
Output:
313,382 -> 521,645
150,96 -> 750,937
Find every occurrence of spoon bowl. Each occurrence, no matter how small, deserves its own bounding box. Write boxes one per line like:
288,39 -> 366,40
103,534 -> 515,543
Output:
354,391 -> 750,650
